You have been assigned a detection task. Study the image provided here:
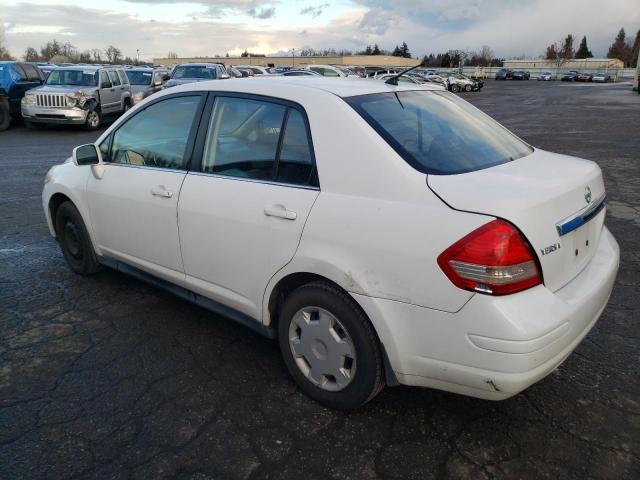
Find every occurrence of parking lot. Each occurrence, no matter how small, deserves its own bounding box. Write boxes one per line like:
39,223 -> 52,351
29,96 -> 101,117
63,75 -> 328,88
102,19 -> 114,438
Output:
1,79 -> 639,480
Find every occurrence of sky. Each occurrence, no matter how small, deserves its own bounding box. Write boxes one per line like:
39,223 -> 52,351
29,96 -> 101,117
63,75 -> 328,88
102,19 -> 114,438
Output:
1,0 -> 638,61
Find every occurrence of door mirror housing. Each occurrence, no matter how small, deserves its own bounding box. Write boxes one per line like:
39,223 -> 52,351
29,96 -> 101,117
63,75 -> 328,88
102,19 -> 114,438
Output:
219,74 -> 230,80
73,144 -> 100,166
153,78 -> 162,86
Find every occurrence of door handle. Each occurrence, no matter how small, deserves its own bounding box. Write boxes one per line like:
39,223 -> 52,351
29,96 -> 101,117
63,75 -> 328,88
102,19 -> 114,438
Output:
151,187 -> 173,198
264,204 -> 297,220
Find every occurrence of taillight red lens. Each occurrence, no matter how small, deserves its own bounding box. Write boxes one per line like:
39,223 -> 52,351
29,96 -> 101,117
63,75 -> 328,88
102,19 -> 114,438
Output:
437,219 -> 542,295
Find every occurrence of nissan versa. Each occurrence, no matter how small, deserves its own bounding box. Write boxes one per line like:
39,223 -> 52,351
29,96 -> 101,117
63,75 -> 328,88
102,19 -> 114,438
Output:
42,77 -> 619,409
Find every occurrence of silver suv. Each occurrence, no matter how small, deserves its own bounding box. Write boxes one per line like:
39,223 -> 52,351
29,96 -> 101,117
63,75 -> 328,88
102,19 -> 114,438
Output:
21,65 -> 131,130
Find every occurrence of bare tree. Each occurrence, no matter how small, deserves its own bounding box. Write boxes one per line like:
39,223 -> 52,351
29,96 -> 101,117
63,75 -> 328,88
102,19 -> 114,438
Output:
0,23 -> 14,60
479,45 -> 494,65
24,47 -> 39,62
167,51 -> 179,59
104,45 -> 122,64
545,36 -> 575,73
91,48 -> 102,63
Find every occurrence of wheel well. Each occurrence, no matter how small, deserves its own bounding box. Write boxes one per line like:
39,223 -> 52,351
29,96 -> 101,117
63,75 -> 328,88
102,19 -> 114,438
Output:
49,193 -> 72,234
267,272 -> 400,387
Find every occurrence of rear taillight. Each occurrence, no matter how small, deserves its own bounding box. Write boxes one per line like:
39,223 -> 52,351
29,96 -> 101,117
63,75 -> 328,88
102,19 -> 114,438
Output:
437,219 -> 541,295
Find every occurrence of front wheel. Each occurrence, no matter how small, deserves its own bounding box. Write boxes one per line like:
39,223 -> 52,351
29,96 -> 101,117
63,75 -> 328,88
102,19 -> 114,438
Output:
450,84 -> 460,92
278,282 -> 384,409
54,201 -> 102,275
84,107 -> 101,131
464,84 -> 472,92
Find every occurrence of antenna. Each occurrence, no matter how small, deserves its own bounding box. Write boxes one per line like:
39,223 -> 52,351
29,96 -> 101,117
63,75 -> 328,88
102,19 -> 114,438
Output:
385,60 -> 425,85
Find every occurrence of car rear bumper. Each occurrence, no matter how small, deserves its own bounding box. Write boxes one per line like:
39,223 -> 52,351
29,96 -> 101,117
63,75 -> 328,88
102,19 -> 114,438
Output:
21,105 -> 87,125
354,226 -> 619,400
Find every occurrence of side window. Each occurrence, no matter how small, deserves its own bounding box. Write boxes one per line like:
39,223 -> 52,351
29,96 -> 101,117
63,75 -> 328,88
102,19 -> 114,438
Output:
202,97 -> 285,180
117,70 -> 129,85
110,95 -> 201,170
100,71 -> 111,88
323,68 -> 339,77
276,109 -> 316,186
108,71 -> 121,86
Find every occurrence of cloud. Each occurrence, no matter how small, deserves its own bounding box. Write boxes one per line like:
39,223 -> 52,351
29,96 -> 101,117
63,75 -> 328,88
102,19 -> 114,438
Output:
300,3 -> 329,19
247,7 -> 276,19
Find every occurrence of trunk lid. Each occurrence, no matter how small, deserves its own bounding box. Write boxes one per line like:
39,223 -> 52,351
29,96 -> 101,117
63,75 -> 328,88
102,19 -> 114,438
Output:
428,149 -> 606,292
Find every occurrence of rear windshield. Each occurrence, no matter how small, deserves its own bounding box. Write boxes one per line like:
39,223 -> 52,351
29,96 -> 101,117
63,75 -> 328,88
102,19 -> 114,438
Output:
172,66 -> 216,79
345,91 -> 532,175
126,70 -> 153,85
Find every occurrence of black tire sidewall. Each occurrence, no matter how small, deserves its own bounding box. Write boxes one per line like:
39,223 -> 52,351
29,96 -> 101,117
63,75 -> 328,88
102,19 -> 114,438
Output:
85,107 -> 101,131
278,283 -> 382,410
55,202 -> 100,275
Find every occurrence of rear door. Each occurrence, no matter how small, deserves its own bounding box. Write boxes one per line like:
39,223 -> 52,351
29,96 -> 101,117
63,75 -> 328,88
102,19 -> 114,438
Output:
99,70 -> 118,113
178,94 -> 319,320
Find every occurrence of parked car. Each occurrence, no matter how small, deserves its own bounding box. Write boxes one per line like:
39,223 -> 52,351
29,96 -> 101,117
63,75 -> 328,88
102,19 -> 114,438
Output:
511,70 -> 530,80
37,63 -> 58,79
164,63 -> 229,88
495,68 -> 513,80
307,65 -> 348,77
576,72 -> 594,82
227,67 -> 245,78
21,65 -> 131,130
438,72 -> 477,92
561,71 -> 580,81
0,61 -> 45,130
375,73 -> 422,85
537,71 -> 556,81
592,72 -> 613,83
43,78 -> 619,409
125,68 -> 170,105
281,69 -> 322,77
235,65 -> 271,75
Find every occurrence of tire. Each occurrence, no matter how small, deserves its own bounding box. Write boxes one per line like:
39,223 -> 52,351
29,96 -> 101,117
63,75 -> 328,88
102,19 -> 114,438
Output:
450,84 -> 460,93
122,99 -> 131,115
278,281 -> 384,409
464,84 -> 472,92
0,104 -> 9,131
54,201 -> 101,275
84,106 -> 101,131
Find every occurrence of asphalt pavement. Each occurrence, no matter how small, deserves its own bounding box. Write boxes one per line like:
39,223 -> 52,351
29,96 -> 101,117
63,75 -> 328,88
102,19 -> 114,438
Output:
1,80 -> 639,479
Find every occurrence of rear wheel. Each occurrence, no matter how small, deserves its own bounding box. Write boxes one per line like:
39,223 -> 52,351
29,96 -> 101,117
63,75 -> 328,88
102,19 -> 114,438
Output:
278,281 -> 384,409
54,201 -> 101,275
0,103 -> 9,131
450,84 -> 460,93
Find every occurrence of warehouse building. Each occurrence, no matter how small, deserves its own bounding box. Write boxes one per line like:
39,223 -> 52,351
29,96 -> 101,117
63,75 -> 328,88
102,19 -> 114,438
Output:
154,54 -> 420,68
504,58 -> 624,70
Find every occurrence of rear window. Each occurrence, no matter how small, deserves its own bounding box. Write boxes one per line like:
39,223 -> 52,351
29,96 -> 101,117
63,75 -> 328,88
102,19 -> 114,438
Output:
345,91 -> 532,175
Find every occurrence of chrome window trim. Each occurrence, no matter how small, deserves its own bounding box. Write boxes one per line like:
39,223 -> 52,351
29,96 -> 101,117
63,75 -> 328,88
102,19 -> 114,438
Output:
188,171 -> 320,191
101,162 -> 187,174
555,193 -> 607,237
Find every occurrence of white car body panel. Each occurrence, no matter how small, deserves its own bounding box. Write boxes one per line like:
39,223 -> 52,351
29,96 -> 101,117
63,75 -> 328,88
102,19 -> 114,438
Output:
42,77 -> 620,401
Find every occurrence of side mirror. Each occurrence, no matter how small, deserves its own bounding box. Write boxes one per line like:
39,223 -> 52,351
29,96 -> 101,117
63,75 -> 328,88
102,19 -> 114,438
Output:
101,81 -> 112,89
153,79 -> 162,86
73,144 -> 100,166
219,74 -> 230,80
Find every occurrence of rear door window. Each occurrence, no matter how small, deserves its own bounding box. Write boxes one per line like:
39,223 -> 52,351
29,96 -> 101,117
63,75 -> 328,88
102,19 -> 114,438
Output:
108,71 -> 121,86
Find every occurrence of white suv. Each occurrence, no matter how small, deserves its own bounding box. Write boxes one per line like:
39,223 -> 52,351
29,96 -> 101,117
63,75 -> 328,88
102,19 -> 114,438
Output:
43,78 -> 619,409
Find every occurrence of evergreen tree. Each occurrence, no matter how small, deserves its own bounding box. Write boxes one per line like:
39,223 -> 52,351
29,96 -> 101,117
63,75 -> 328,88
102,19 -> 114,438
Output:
575,36 -> 593,59
400,42 -> 410,58
391,45 -> 401,57
630,29 -> 640,68
365,45 -> 373,55
607,28 -> 632,65
560,34 -> 575,59
372,44 -> 381,55
440,52 -> 451,67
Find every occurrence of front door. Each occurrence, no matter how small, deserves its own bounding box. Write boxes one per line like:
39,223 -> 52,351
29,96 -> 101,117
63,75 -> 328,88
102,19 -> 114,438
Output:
87,93 -> 205,281
178,95 -> 320,320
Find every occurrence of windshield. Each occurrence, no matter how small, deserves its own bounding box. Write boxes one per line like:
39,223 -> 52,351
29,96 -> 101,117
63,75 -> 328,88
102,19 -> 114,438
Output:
46,69 -> 98,86
172,66 -> 216,79
126,70 -> 153,85
346,91 -> 533,175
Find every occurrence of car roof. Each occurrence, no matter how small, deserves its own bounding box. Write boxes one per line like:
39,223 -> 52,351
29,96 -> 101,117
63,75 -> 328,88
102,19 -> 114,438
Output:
162,76 -> 444,99
176,63 -> 223,67
54,65 -> 113,71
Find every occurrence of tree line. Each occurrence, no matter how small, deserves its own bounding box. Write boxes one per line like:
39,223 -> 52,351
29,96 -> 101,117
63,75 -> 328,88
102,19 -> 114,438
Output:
16,39 -> 139,65
545,29 -> 640,67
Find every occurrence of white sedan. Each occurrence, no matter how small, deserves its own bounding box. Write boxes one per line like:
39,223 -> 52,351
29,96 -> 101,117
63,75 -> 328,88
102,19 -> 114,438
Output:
43,77 -> 619,409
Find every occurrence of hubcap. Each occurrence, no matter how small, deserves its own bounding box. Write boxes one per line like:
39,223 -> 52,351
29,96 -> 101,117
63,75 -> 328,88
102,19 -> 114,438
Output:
64,219 -> 82,259
288,307 -> 356,391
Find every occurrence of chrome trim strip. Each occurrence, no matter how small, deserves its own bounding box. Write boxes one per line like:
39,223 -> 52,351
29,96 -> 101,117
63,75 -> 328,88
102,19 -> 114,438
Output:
556,193 -> 607,237
102,162 -> 188,174
188,171 -> 321,191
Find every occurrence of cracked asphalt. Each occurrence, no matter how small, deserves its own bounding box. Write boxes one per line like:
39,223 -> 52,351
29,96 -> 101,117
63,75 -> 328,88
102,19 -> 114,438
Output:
1,80 -> 639,480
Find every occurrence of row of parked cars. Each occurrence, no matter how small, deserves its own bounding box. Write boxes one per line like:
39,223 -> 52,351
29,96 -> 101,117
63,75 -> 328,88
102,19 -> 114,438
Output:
0,60 -> 485,131
495,68 -> 615,83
